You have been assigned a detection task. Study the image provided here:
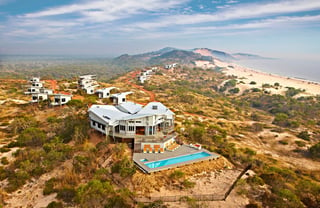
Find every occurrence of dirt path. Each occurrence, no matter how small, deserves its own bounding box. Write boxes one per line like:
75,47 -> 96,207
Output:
123,71 -> 156,102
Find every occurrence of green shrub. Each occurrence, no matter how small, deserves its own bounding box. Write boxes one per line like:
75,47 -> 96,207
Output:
0,157 -> 8,165
278,140 -> 288,145
182,179 -> 195,189
57,187 -> 76,203
111,157 -> 136,177
295,140 -> 306,147
170,170 -> 185,180
17,127 -> 46,147
0,147 -> 10,153
43,178 -> 57,195
46,201 -> 63,208
297,131 -> 310,141
229,88 -> 240,94
309,142 -> 320,158
76,179 -> 114,207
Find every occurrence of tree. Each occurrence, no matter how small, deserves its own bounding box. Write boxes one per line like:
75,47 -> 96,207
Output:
229,88 -> 240,94
76,179 -> 114,207
17,127 -> 46,147
272,113 -> 289,127
10,116 -> 38,134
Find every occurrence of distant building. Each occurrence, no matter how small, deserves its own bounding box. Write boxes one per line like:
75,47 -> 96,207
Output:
31,93 -> 49,103
50,94 -> 72,106
164,63 -> 178,70
25,77 -> 54,103
78,74 -> 99,94
25,77 -> 43,95
110,92 -> 132,105
137,69 -> 154,84
96,87 -> 116,99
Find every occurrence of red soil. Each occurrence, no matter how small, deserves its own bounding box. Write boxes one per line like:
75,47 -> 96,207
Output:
124,71 -> 156,102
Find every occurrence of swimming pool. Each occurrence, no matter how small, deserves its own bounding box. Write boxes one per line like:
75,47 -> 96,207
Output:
145,151 -> 211,169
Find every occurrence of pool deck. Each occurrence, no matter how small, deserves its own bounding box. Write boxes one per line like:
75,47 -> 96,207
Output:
133,145 -> 220,174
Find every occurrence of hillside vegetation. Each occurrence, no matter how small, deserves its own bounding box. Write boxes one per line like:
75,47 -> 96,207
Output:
0,64 -> 319,207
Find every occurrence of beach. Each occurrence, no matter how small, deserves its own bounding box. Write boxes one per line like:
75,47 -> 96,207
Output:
215,59 -> 320,96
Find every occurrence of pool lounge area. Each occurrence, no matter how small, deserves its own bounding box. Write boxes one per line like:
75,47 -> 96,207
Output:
133,145 -> 220,173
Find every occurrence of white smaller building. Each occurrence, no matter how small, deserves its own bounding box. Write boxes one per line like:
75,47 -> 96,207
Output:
29,77 -> 40,83
25,87 -> 41,94
164,63 -> 178,69
50,94 -> 72,106
25,77 -> 44,94
110,92 -> 132,105
31,93 -> 49,103
31,82 -> 43,88
78,74 -> 99,94
96,87 -> 116,99
40,88 -> 54,95
138,75 -> 147,84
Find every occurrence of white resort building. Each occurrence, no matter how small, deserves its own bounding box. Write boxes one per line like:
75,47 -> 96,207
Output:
137,69 -> 155,84
78,74 -> 99,94
110,92 -> 132,105
26,77 -> 54,103
50,94 -> 73,106
96,87 -> 116,99
88,101 -> 176,152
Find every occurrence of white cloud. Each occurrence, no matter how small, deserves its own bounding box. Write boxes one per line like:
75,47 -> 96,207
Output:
23,0 -> 187,23
131,0 -> 320,29
226,0 -> 238,3
0,0 -> 13,5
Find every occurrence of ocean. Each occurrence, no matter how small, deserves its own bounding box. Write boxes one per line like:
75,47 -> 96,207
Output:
233,58 -> 320,83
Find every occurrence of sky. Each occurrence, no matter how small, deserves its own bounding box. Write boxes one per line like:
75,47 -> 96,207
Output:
0,0 -> 320,59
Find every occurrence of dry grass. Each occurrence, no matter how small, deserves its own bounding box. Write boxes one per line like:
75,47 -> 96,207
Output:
132,157 -> 233,194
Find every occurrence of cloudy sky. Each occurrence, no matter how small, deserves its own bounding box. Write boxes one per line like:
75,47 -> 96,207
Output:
0,0 -> 320,58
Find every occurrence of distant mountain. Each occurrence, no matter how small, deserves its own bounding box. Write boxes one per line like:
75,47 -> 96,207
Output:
113,47 -> 212,67
112,47 -> 267,69
193,48 -> 235,61
232,53 -> 267,60
149,50 -> 212,65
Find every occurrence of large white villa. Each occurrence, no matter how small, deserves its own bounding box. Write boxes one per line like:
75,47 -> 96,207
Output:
88,101 -> 176,152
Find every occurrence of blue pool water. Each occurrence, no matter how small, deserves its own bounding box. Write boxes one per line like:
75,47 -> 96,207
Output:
145,152 -> 211,169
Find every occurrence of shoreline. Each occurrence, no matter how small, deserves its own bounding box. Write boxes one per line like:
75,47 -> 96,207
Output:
215,60 -> 320,96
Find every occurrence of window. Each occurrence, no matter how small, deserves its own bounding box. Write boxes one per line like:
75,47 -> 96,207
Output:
32,89 -> 35,92
120,125 -> 125,131
39,96 -> 43,100
122,98 -> 126,102
98,123 -> 101,128
55,98 -> 60,103
152,105 -> 158,110
92,120 -> 96,126
128,126 -> 134,131
32,96 -> 37,100
107,93 -> 109,96
135,121 -> 141,123
102,125 -> 106,130
62,98 -> 66,102
129,121 -> 134,123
